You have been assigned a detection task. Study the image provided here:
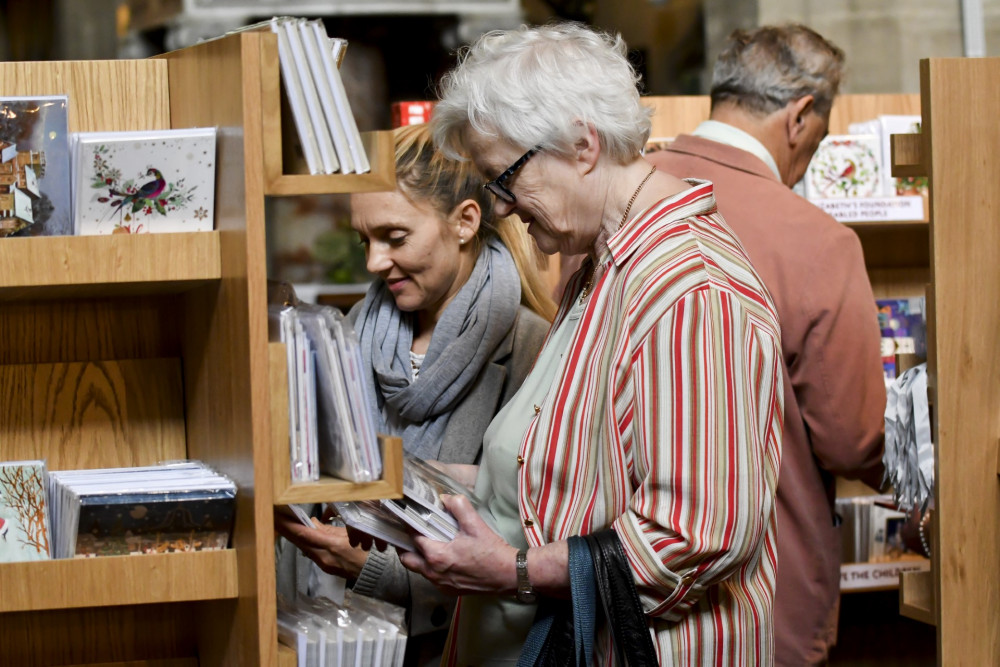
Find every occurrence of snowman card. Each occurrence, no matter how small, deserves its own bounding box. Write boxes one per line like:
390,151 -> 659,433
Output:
72,127 -> 216,235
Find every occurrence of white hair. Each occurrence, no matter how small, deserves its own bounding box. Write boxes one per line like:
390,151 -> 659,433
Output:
432,22 -> 652,164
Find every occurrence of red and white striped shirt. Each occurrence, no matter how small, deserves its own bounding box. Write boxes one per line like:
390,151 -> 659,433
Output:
519,181 -> 784,665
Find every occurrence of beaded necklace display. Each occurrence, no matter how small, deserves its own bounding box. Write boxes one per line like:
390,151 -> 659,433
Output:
579,164 -> 658,302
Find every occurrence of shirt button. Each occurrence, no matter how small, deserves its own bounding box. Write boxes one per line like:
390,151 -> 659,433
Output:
517,456 -> 524,465
523,518 -> 534,528
533,404 -> 541,414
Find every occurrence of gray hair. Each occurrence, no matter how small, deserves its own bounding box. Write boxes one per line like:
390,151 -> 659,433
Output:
710,24 -> 845,117
432,22 -> 652,163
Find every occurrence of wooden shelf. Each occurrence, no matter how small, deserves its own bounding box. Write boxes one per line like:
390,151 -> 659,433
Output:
844,219 -> 928,230
266,131 -> 397,196
268,341 -> 404,504
0,232 -> 221,301
0,550 -> 238,613
899,568 -> 935,625
61,659 -> 197,667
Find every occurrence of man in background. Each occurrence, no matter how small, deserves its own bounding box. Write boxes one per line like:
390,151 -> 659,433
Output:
648,24 -> 886,666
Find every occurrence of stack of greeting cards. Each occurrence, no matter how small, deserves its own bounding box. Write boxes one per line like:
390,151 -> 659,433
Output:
71,127 -> 216,235
267,17 -> 370,175
48,460 -> 236,558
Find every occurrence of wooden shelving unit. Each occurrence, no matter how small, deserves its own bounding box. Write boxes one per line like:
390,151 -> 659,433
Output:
908,56 -> 1000,665
0,30 -> 399,666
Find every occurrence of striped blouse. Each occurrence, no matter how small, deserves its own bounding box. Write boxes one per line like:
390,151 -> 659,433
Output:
517,180 -> 784,665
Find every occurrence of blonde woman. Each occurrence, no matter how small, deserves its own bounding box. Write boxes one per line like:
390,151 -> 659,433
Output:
276,123 -> 554,665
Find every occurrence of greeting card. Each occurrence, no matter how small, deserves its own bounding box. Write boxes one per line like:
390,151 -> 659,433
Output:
73,127 -> 216,235
805,134 -> 882,199
0,96 -> 72,237
0,460 -> 51,562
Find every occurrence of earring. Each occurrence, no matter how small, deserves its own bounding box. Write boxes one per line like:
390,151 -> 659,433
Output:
459,237 -> 466,245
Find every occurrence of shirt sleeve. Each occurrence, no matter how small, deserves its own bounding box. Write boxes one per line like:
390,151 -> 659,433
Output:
611,287 -> 784,620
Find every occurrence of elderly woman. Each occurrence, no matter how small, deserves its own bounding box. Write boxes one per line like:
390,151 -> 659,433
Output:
275,123 -> 554,665
398,23 -> 785,665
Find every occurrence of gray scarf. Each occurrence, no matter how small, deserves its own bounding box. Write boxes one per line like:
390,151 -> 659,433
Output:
355,236 -> 521,460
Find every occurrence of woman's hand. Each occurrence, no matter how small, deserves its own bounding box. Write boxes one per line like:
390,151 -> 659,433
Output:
274,511 -> 370,580
399,494 -> 518,597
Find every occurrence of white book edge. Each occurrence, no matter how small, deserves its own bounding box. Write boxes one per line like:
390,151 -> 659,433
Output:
304,20 -> 355,174
282,19 -> 339,175
271,18 -> 322,175
323,37 -> 371,174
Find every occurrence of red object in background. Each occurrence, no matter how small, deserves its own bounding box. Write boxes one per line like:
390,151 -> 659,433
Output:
392,101 -> 435,128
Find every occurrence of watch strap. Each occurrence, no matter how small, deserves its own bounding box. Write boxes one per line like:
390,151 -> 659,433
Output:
516,548 -> 537,603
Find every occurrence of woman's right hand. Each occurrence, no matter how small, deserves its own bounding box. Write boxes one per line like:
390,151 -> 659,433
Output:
274,512 -> 370,580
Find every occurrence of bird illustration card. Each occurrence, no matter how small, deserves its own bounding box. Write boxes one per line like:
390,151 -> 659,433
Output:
0,460 -> 51,562
72,127 -> 216,235
0,95 -> 72,237
804,134 -> 882,199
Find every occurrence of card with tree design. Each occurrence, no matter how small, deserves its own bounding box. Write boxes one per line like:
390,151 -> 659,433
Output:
72,127 -> 216,235
0,460 -> 51,562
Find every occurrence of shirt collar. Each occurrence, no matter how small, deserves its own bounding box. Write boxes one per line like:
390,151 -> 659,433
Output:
692,120 -> 782,181
606,179 -> 717,268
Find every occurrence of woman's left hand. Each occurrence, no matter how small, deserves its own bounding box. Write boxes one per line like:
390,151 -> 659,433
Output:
399,494 -> 517,597
275,512 -> 370,580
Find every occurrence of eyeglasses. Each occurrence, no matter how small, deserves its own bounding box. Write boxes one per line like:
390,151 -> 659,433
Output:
483,146 -> 541,204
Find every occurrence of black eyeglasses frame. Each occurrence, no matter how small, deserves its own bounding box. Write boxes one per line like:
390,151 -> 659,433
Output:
483,146 -> 542,204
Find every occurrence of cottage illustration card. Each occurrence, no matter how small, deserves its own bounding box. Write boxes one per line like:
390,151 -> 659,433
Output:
805,134 -> 882,199
0,95 -> 72,237
73,127 -> 216,235
0,460 -> 51,562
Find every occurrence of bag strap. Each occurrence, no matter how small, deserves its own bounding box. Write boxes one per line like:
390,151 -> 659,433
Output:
584,530 -> 659,665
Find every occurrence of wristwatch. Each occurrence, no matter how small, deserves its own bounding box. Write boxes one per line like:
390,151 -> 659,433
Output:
516,549 -> 537,603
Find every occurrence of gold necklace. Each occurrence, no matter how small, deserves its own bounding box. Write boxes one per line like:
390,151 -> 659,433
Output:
579,165 -> 658,302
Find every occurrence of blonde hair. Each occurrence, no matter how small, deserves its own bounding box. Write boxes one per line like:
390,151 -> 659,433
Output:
393,124 -> 556,321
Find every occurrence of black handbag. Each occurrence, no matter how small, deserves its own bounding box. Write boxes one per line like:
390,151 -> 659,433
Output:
524,529 -> 660,666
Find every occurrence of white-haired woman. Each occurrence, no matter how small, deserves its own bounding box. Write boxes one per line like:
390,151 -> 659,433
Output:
397,23 -> 786,665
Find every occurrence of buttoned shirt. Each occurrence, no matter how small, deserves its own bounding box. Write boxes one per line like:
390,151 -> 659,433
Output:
448,181 -> 784,666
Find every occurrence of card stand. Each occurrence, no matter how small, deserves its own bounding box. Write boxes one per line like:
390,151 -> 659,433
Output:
269,341 -> 403,504
891,133 -> 926,179
899,568 -> 936,625
0,232 -> 221,301
258,33 -> 396,197
0,550 -> 237,613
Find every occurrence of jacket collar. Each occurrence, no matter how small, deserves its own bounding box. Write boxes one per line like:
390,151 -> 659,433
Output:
666,133 -> 781,183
